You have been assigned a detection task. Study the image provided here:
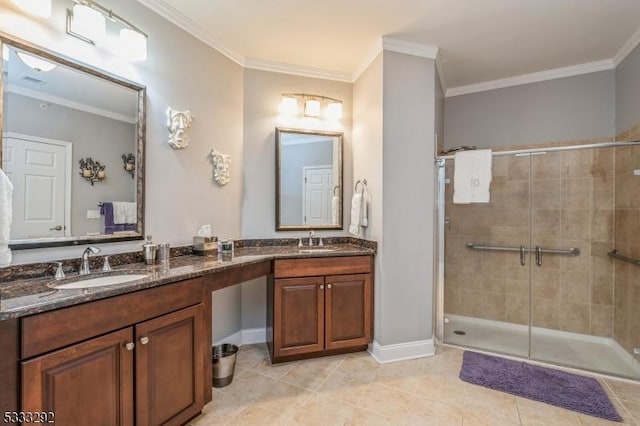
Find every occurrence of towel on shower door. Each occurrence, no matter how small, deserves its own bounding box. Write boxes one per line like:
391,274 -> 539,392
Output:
453,149 -> 492,204
0,168 -> 14,267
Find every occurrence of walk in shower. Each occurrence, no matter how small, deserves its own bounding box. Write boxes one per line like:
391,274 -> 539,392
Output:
435,141 -> 640,380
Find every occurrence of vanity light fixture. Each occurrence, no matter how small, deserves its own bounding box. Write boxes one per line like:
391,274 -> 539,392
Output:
11,0 -> 52,18
66,0 -> 148,62
16,51 -> 57,72
280,93 -> 343,120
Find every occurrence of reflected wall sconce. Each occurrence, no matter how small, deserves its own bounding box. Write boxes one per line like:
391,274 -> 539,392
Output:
79,157 -> 106,185
279,93 -> 343,120
11,0 -> 52,18
66,0 -> 148,61
122,153 -> 135,178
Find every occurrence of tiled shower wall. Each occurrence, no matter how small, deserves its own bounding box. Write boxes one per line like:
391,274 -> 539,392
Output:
444,145 -> 617,337
613,140 -> 640,356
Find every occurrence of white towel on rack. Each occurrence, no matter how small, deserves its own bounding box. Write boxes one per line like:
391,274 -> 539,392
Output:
0,169 -> 14,267
112,202 -> 137,224
331,196 -> 339,225
453,150 -> 492,204
349,193 -> 363,236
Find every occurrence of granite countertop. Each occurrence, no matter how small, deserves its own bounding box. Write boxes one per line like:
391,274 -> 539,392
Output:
0,244 -> 374,321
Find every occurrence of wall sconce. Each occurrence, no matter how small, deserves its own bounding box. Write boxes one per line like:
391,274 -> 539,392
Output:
122,153 -> 135,178
11,0 -> 52,18
79,157 -> 106,185
279,93 -> 343,120
66,0 -> 148,61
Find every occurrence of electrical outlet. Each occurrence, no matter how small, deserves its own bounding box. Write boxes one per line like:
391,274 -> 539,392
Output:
86,209 -> 101,219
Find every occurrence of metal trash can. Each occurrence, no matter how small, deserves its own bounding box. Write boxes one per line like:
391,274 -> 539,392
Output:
212,344 -> 238,388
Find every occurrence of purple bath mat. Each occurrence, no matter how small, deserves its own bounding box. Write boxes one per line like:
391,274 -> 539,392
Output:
459,351 -> 622,422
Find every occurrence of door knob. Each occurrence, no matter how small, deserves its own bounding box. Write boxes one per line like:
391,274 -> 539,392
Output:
49,225 -> 63,231
125,342 -> 135,351
319,285 -> 324,290
140,336 -> 149,345
327,284 -> 332,289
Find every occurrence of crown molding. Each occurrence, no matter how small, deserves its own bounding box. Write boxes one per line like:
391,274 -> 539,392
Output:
435,54 -> 447,96
446,59 -> 615,98
352,38 -> 383,82
613,26 -> 640,67
244,57 -> 352,83
381,36 -> 439,59
135,0 -> 244,66
7,84 -> 136,123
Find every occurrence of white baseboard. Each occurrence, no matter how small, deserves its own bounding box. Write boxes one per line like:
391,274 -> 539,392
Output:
214,327 -> 267,346
368,339 -> 435,363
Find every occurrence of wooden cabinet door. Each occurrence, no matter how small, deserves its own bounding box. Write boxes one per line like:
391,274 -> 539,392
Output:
135,304 -> 204,426
274,277 -> 325,357
325,274 -> 372,350
22,327 -> 134,426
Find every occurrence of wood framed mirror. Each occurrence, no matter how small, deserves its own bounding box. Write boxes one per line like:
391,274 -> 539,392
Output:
0,34 -> 146,249
275,127 -> 343,231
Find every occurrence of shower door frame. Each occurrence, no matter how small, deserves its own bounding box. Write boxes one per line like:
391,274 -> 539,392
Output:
434,140 -> 640,360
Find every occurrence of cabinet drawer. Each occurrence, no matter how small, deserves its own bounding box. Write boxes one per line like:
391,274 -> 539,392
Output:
22,278 -> 204,359
274,256 -> 371,278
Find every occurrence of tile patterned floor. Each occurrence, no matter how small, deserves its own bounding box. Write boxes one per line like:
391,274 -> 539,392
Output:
189,344 -> 640,426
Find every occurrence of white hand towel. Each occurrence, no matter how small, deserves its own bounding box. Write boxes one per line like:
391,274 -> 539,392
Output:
348,193 -> 363,236
453,149 -> 492,204
331,196 -> 339,225
360,189 -> 368,228
0,168 -> 14,267
112,202 -> 137,224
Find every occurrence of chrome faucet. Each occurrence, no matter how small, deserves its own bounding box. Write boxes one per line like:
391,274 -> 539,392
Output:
308,231 -> 315,246
80,246 -> 101,275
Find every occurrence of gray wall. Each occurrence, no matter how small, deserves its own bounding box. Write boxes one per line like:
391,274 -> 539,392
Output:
381,50 -> 436,345
5,92 -> 135,236
239,68 -> 353,332
1,0 -> 245,341
444,70 -> 616,149
353,53 -> 384,341
616,44 -> 640,135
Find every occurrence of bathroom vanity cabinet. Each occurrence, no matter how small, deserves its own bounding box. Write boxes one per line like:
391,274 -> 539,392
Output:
19,277 -> 209,426
268,256 -> 373,362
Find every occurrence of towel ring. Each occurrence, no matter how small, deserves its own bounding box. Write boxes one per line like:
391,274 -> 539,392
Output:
355,179 -> 367,194
333,185 -> 340,196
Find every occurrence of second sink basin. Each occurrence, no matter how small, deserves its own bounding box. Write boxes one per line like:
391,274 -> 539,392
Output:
50,274 -> 149,290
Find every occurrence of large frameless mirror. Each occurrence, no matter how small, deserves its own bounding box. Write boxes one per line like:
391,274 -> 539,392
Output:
275,127 -> 343,231
1,35 -> 146,249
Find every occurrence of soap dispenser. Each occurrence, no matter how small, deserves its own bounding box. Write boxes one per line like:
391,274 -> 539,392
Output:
142,235 -> 158,265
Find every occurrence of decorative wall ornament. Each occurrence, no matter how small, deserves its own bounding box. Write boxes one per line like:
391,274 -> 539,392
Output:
209,148 -> 231,186
122,153 -> 135,178
166,107 -> 193,149
79,157 -> 105,186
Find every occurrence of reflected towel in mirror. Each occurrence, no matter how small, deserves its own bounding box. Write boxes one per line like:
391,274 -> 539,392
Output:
112,202 -> 137,224
0,169 -> 14,267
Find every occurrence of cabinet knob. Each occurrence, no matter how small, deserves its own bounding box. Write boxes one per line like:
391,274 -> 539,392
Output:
140,336 -> 149,345
327,284 -> 332,289
319,285 -> 324,290
125,342 -> 135,351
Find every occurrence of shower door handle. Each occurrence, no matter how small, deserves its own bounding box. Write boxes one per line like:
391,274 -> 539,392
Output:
535,246 -> 542,266
519,246 -> 526,266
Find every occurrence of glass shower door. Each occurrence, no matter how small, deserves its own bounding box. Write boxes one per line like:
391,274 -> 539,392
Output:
442,154 -> 532,358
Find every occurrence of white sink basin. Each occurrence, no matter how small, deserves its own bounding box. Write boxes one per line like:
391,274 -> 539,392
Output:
50,274 -> 149,289
298,248 -> 336,253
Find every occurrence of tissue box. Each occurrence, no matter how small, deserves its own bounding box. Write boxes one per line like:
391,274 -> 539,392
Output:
193,236 -> 218,255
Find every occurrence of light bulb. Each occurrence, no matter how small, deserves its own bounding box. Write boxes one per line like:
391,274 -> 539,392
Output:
304,99 -> 321,118
325,101 -> 343,120
279,96 -> 297,116
70,4 -> 106,44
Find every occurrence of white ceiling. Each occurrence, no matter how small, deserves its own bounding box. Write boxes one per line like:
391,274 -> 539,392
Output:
139,0 -> 640,94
